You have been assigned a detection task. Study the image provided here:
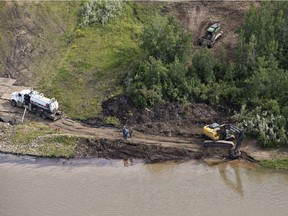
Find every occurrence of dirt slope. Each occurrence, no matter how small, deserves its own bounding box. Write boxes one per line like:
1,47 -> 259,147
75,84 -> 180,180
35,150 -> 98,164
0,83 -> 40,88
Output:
171,1 -> 255,58
0,1 -> 254,85
0,1 -> 67,85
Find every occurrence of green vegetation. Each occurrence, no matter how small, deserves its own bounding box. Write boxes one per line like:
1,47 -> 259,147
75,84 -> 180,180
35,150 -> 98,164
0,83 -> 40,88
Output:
79,0 -> 124,27
12,122 -> 77,158
125,15 -> 192,107
230,2 -> 288,148
260,159 -> 288,170
38,136 -> 77,158
38,1 -> 144,119
233,105 -> 287,148
13,122 -> 55,145
104,116 -> 120,126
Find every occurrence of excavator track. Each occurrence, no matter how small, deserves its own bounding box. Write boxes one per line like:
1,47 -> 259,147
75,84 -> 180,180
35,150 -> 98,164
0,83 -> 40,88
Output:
204,140 -> 234,148
203,140 -> 239,159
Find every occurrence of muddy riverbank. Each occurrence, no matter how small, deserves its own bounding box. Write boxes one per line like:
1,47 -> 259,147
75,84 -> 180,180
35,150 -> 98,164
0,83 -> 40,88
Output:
75,138 -> 203,161
1,110 -> 288,164
0,119 -> 271,164
1,95 -> 288,164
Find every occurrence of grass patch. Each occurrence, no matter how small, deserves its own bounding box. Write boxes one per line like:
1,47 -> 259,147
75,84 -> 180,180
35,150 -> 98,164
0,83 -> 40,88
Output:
104,116 -> 120,126
38,135 -> 77,158
12,122 -> 77,158
260,159 -> 288,170
12,122 -> 56,145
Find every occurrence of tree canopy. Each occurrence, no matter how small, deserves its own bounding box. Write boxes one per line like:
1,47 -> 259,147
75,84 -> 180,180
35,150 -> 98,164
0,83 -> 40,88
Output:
122,2 -> 288,147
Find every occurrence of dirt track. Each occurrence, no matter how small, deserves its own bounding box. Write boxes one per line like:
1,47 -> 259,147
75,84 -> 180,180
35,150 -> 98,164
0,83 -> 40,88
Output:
49,117 -> 270,162
49,116 -> 205,160
42,117 -> 288,162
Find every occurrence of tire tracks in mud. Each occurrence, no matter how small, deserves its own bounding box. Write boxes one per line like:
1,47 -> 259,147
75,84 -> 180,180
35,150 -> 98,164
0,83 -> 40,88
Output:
47,117 -> 267,163
46,116 -> 205,160
49,117 -> 202,149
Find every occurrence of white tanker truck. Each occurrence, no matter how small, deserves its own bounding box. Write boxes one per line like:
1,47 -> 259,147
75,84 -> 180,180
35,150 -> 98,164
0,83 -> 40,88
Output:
10,89 -> 61,120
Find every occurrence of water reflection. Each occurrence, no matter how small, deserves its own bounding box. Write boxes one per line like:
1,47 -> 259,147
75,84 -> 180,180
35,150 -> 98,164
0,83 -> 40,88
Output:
123,158 -> 134,167
218,162 -> 244,196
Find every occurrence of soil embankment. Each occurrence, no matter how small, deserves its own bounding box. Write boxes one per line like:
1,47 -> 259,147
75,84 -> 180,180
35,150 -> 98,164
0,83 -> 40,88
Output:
0,98 -> 232,161
1,91 -> 287,162
75,138 -> 203,161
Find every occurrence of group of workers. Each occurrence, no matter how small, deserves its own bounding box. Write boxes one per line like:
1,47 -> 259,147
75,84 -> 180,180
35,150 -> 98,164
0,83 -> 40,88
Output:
122,126 -> 133,139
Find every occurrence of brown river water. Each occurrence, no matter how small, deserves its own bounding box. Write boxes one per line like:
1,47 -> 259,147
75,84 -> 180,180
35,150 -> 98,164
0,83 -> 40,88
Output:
1,155 -> 288,216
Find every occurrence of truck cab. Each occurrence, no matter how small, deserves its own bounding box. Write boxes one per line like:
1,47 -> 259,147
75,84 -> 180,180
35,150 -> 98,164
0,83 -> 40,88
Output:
11,90 -> 32,107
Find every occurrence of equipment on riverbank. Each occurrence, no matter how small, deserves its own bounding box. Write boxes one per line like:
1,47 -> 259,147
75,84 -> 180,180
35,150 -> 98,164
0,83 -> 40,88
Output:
197,23 -> 223,48
10,89 -> 61,121
202,123 -> 244,159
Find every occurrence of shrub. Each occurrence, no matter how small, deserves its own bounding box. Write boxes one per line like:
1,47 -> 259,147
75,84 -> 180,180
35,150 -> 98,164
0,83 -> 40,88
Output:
75,29 -> 85,38
140,15 -> 192,64
263,99 -> 280,115
104,116 -> 120,126
233,105 -> 288,148
125,15 -> 192,107
79,0 -> 124,27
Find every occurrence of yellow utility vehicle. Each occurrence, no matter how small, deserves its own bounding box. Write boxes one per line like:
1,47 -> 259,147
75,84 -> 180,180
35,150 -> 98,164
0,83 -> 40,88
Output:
202,123 -> 244,159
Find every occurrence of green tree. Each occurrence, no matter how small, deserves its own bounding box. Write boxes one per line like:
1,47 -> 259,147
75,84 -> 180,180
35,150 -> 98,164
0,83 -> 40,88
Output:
140,15 -> 192,64
125,14 -> 192,107
191,49 -> 216,84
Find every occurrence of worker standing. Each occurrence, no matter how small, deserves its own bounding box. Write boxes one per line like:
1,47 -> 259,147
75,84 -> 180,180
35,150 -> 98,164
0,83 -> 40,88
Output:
122,126 -> 128,139
129,127 -> 134,139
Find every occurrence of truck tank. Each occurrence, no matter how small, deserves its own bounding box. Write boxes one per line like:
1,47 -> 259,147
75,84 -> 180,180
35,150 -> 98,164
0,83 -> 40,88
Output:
30,91 -> 59,113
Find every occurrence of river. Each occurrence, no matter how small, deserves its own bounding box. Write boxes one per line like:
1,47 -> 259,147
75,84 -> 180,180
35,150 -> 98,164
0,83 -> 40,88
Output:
0,155 -> 288,216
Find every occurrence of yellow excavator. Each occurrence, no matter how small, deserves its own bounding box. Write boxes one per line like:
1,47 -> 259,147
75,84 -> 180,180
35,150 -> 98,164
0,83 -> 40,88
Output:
202,123 -> 244,159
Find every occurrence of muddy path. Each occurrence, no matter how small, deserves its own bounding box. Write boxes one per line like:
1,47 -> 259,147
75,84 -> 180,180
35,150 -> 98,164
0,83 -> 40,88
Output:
50,116 -> 202,147
48,117 -> 261,162
49,116 -> 205,160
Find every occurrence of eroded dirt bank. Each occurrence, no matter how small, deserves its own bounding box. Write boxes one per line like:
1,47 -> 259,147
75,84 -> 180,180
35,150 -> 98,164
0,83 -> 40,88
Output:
75,138 -> 203,161
83,95 -> 223,137
1,96 -> 287,162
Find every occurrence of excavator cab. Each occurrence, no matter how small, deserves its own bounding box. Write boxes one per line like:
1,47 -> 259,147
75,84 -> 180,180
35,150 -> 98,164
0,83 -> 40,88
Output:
202,122 -> 220,141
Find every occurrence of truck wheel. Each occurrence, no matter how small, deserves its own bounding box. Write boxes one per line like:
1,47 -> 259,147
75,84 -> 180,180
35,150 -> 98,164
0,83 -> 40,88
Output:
41,113 -> 47,119
11,100 -> 17,107
36,111 -> 41,117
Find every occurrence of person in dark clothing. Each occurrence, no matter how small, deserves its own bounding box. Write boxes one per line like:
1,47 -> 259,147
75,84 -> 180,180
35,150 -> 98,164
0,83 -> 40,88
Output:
129,127 -> 134,138
122,126 -> 128,139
